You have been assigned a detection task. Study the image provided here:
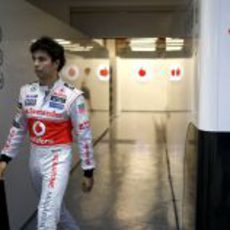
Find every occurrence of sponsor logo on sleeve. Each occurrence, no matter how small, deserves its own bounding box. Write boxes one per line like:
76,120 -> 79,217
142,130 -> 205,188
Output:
79,120 -> 90,130
77,103 -> 87,114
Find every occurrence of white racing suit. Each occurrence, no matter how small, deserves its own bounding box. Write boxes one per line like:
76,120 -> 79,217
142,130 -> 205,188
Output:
0,78 -> 95,230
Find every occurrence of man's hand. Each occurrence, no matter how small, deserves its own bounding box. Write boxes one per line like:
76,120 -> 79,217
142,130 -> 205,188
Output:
82,176 -> 94,193
0,161 -> 7,180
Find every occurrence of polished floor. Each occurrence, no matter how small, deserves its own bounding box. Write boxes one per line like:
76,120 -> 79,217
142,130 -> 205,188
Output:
23,112 -> 190,230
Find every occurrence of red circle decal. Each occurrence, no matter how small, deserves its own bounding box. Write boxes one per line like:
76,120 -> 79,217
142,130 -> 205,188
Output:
100,68 -> 109,77
139,68 -> 146,77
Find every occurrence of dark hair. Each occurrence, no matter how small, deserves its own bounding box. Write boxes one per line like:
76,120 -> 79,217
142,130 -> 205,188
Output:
30,36 -> 65,71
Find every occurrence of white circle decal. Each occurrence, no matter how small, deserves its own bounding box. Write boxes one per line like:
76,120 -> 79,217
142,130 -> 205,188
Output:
61,65 -> 80,81
32,121 -> 46,137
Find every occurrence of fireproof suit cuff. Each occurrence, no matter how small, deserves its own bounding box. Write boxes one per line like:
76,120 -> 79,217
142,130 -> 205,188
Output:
0,154 -> 12,163
84,169 -> 94,178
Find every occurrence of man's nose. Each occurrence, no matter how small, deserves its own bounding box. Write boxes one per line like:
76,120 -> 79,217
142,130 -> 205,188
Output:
34,59 -> 39,67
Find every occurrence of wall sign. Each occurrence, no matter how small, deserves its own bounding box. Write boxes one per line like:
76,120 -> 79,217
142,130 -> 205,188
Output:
133,63 -> 152,82
170,64 -> 183,81
97,64 -> 110,82
61,64 -> 80,81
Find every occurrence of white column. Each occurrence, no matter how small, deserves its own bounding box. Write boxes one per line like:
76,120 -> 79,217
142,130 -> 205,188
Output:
105,39 -> 121,117
198,0 -> 230,131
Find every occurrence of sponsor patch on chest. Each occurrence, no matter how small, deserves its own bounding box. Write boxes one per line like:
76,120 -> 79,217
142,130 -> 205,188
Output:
25,98 -> 37,106
50,95 -> 66,103
49,101 -> 64,110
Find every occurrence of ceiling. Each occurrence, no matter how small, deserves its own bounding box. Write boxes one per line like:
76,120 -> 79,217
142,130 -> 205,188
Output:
26,0 -> 194,38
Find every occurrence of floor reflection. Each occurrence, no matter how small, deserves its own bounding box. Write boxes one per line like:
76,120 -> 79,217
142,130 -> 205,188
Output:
23,112 -> 189,230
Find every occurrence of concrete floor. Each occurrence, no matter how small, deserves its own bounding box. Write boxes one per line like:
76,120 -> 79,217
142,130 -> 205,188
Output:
22,111 -> 189,230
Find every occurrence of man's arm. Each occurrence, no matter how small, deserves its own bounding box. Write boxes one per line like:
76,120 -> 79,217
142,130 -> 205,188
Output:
69,94 -> 95,192
0,88 -> 28,178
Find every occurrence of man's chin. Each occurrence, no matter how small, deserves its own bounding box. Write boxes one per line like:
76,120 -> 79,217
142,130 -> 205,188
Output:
36,73 -> 46,80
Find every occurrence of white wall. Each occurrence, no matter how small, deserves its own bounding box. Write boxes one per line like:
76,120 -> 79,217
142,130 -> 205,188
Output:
62,55 -> 110,111
0,0 -> 88,229
61,54 -> 110,139
118,58 -> 193,112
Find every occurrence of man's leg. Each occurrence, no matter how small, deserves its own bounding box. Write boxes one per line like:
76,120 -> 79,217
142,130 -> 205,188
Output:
36,148 -> 72,230
58,203 -> 80,230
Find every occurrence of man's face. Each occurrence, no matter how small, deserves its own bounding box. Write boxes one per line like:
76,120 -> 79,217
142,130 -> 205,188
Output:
32,50 -> 59,80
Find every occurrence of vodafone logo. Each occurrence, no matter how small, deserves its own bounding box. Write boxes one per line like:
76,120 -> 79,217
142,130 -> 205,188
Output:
133,64 -> 152,82
97,64 -> 110,81
170,64 -> 183,81
32,121 -> 46,137
139,68 -> 146,77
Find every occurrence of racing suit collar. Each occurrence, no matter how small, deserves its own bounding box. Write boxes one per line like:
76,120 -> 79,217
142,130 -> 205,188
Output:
39,76 -> 61,89
39,77 -> 62,100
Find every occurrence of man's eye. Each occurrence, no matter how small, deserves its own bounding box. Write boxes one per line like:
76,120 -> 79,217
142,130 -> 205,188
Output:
38,57 -> 46,61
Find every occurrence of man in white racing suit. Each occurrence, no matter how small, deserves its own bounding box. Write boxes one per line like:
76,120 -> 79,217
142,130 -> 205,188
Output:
0,37 -> 95,229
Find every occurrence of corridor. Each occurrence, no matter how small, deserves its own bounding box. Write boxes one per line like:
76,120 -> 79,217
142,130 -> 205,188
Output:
64,112 -> 187,229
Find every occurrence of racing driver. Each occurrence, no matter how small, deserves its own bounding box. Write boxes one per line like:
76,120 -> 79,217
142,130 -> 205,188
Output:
0,36 -> 95,230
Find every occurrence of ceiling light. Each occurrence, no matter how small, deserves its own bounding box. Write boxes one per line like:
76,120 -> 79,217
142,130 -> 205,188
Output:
130,38 -> 158,44
65,45 -> 93,52
166,38 -> 184,44
166,37 -> 184,51
166,46 -> 183,51
129,38 -> 157,51
55,39 -> 71,45
131,47 -> 156,52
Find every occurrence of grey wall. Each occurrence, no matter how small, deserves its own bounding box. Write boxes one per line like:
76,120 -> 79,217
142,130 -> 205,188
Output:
26,0 -> 192,38
0,0 -> 89,229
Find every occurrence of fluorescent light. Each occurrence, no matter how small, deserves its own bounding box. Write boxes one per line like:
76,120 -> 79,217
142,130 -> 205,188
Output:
130,38 -> 158,44
166,46 -> 183,51
129,38 -> 157,51
54,39 -> 71,45
126,37 -> 185,52
166,37 -> 184,51
166,38 -> 184,44
93,39 -> 104,46
131,47 -> 156,51
65,45 -> 93,52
